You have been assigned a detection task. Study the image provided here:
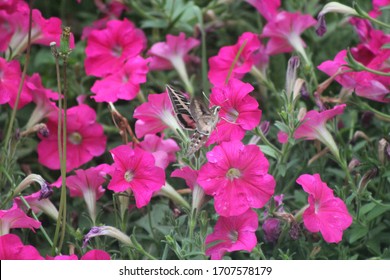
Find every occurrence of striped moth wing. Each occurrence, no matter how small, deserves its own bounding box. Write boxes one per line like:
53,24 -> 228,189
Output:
166,85 -> 196,130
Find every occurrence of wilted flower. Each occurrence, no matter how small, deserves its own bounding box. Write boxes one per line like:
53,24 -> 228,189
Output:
83,225 -> 132,247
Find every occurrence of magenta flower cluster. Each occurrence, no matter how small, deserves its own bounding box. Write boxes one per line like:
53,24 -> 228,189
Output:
6,0 -> 387,261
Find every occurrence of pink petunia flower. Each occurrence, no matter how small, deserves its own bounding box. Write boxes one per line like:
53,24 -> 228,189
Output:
81,0 -> 128,39
107,144 -> 165,208
65,164 -> 111,223
205,209 -> 258,260
46,254 -> 79,260
148,32 -> 200,71
46,249 -> 111,260
133,92 -> 182,138
208,32 -> 268,87
294,104 -> 346,159
318,49 -> 390,103
171,167 -> 198,190
207,79 -> 262,145
197,141 -> 275,217
296,174 -> 353,243
37,104 -> 107,172
0,57 -> 32,109
0,202 -> 41,235
138,134 -> 180,169
369,0 -> 390,18
80,249 -> 111,260
24,73 -> 58,128
85,19 -> 146,77
90,56 -> 149,103
14,191 -> 58,221
0,2 -> 74,56
0,0 -> 19,14
0,234 -> 44,260
245,0 -> 280,21
262,11 -> 316,59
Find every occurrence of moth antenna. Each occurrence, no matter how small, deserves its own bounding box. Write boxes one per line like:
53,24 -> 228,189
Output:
202,91 -> 210,103
220,117 -> 240,125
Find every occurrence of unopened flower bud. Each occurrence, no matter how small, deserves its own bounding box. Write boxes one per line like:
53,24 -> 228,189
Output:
259,121 -> 270,136
361,111 -> 374,128
297,107 -> 307,121
348,158 -> 361,172
286,56 -> 300,100
378,138 -> 389,165
358,168 -> 378,194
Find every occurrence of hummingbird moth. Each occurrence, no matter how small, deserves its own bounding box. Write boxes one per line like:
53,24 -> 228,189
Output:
166,85 -> 220,156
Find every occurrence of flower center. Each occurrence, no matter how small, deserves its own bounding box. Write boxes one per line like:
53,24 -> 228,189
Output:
314,200 -> 320,214
112,45 -> 123,57
226,168 -> 241,180
68,132 -> 82,145
124,170 -> 134,182
228,230 -> 239,243
226,108 -> 239,123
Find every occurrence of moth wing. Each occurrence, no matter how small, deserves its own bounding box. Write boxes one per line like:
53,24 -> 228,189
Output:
166,85 -> 196,130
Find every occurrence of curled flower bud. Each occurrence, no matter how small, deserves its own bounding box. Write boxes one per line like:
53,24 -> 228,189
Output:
83,226 -> 133,248
348,158 -> 361,172
358,168 -> 378,194
378,138 -> 389,165
260,121 -> 270,136
13,174 -> 49,198
315,2 -> 358,36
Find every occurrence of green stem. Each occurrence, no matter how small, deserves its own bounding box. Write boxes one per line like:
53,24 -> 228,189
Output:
225,40 -> 247,84
366,14 -> 390,29
3,2 -> 33,147
250,66 -> 277,93
254,127 -> 281,155
19,196 -> 53,247
51,47 -> 62,255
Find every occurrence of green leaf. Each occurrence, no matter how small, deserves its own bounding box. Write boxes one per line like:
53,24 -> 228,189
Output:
366,204 -> 390,222
259,145 -> 278,159
141,19 -> 169,29
360,202 -> 376,216
347,224 -> 368,244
